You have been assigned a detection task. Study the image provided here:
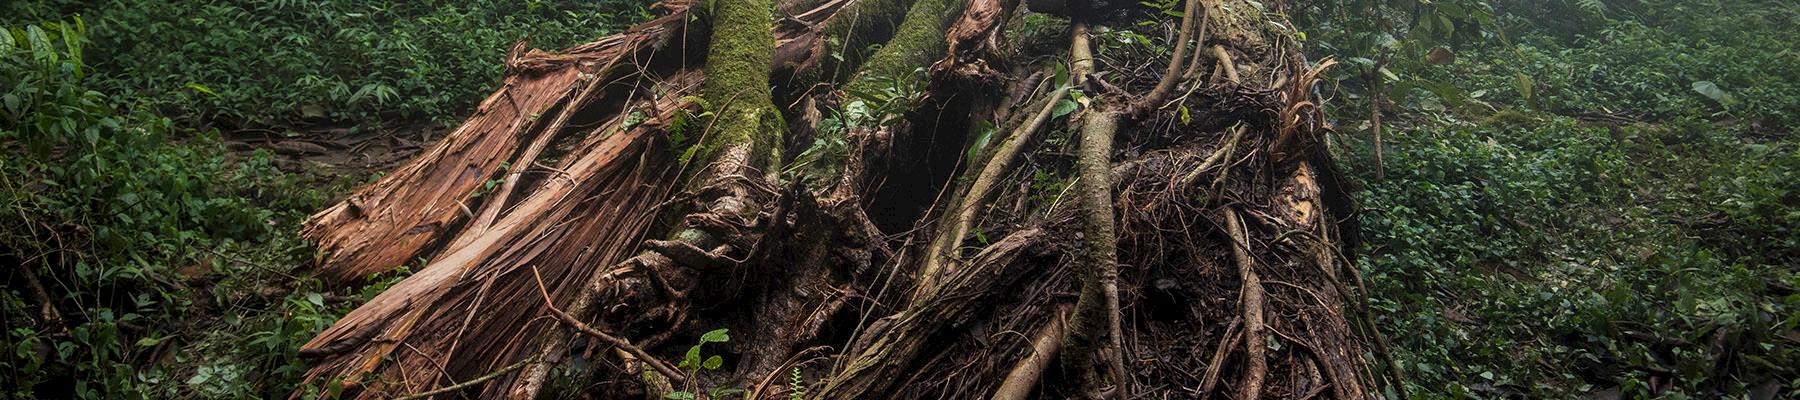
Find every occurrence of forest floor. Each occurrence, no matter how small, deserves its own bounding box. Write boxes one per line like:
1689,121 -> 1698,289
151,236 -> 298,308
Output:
1332,2 -> 1799,397
2,0 -> 1796,398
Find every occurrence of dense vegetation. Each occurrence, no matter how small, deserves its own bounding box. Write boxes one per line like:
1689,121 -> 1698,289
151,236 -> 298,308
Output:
1,0 -> 1794,398
0,3 -> 641,397
3,0 -> 645,127
1307,1 -> 1800,397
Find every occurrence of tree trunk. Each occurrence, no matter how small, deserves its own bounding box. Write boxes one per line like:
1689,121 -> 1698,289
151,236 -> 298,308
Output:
294,0 -> 1394,398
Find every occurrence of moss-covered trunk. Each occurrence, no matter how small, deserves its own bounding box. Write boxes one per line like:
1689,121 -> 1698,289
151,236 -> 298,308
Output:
293,0 -> 1391,398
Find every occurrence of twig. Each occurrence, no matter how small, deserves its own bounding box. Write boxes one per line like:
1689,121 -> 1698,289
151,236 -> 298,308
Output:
1196,318 -> 1241,398
1179,124 -> 1247,188
391,360 -> 529,400
1370,60 -> 1386,180
530,266 -> 689,384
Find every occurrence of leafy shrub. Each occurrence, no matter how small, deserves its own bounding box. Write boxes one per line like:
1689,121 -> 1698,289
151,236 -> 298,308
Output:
1331,0 -> 1800,397
2,0 -> 647,127
0,19 -> 359,398
1351,114 -> 1800,397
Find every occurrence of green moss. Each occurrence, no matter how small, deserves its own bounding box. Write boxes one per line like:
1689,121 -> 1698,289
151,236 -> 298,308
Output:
696,0 -> 785,169
841,0 -> 966,94
805,0 -> 915,85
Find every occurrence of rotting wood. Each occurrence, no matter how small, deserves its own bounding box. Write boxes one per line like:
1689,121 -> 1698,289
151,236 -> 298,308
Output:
302,5 -> 697,284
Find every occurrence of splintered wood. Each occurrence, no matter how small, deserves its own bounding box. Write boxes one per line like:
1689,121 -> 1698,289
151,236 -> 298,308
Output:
293,6 -> 701,397
300,68 -> 581,284
297,74 -> 693,396
290,0 -> 1389,398
301,7 -> 693,284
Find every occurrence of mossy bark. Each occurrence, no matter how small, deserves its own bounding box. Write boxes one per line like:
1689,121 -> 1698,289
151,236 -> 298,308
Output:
697,0 -> 785,172
297,0 -> 1387,398
812,0 -> 915,80
839,0 -> 966,93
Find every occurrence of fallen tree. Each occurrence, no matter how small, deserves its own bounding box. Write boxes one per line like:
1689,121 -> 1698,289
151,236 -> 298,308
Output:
295,0 -> 1399,398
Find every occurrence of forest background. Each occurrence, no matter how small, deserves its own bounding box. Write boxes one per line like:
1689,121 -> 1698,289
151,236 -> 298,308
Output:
1,0 -> 1796,398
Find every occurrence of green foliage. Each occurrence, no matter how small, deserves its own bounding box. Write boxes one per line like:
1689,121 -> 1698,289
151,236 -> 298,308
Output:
1,0 -> 645,127
0,18 -> 368,398
788,367 -> 806,400
1355,117 -> 1800,399
668,328 -> 742,400
791,67 -> 928,187
1331,0 -> 1800,397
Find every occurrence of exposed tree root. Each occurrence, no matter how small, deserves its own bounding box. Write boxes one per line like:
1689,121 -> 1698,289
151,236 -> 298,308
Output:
293,1 -> 1399,398
919,84 -> 1066,295
530,265 -> 687,385
1226,208 -> 1269,398
991,307 -> 1067,400
819,228 -> 1050,398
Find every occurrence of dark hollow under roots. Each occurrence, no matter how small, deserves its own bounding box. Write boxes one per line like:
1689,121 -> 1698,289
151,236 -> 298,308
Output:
291,0 -> 1398,399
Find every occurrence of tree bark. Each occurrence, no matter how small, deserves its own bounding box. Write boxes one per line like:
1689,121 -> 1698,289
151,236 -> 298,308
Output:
293,1 -> 1393,398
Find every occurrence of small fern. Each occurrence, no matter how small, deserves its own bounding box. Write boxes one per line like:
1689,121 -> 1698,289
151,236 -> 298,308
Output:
788,367 -> 806,400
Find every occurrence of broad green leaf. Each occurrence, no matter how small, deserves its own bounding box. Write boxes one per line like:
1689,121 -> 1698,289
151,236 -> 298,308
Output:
684,346 -> 702,368
703,355 -> 723,370
965,120 -> 996,162
25,25 -> 53,65
1690,81 -> 1737,106
185,83 -> 217,96
1052,62 -> 1069,89
700,328 -> 730,343
1051,99 -> 1079,119
1377,66 -> 1399,83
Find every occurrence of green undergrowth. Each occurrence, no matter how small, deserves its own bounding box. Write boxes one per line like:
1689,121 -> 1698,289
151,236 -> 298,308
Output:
0,2 -> 642,397
0,0 -> 647,128
0,19 -> 408,398
1330,0 -> 1800,398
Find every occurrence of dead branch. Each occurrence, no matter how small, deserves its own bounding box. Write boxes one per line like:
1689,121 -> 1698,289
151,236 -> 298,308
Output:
391,360 -> 530,400
529,266 -> 688,384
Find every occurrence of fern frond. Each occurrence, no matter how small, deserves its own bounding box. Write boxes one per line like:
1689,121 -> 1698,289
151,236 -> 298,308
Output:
1572,0 -> 1608,17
